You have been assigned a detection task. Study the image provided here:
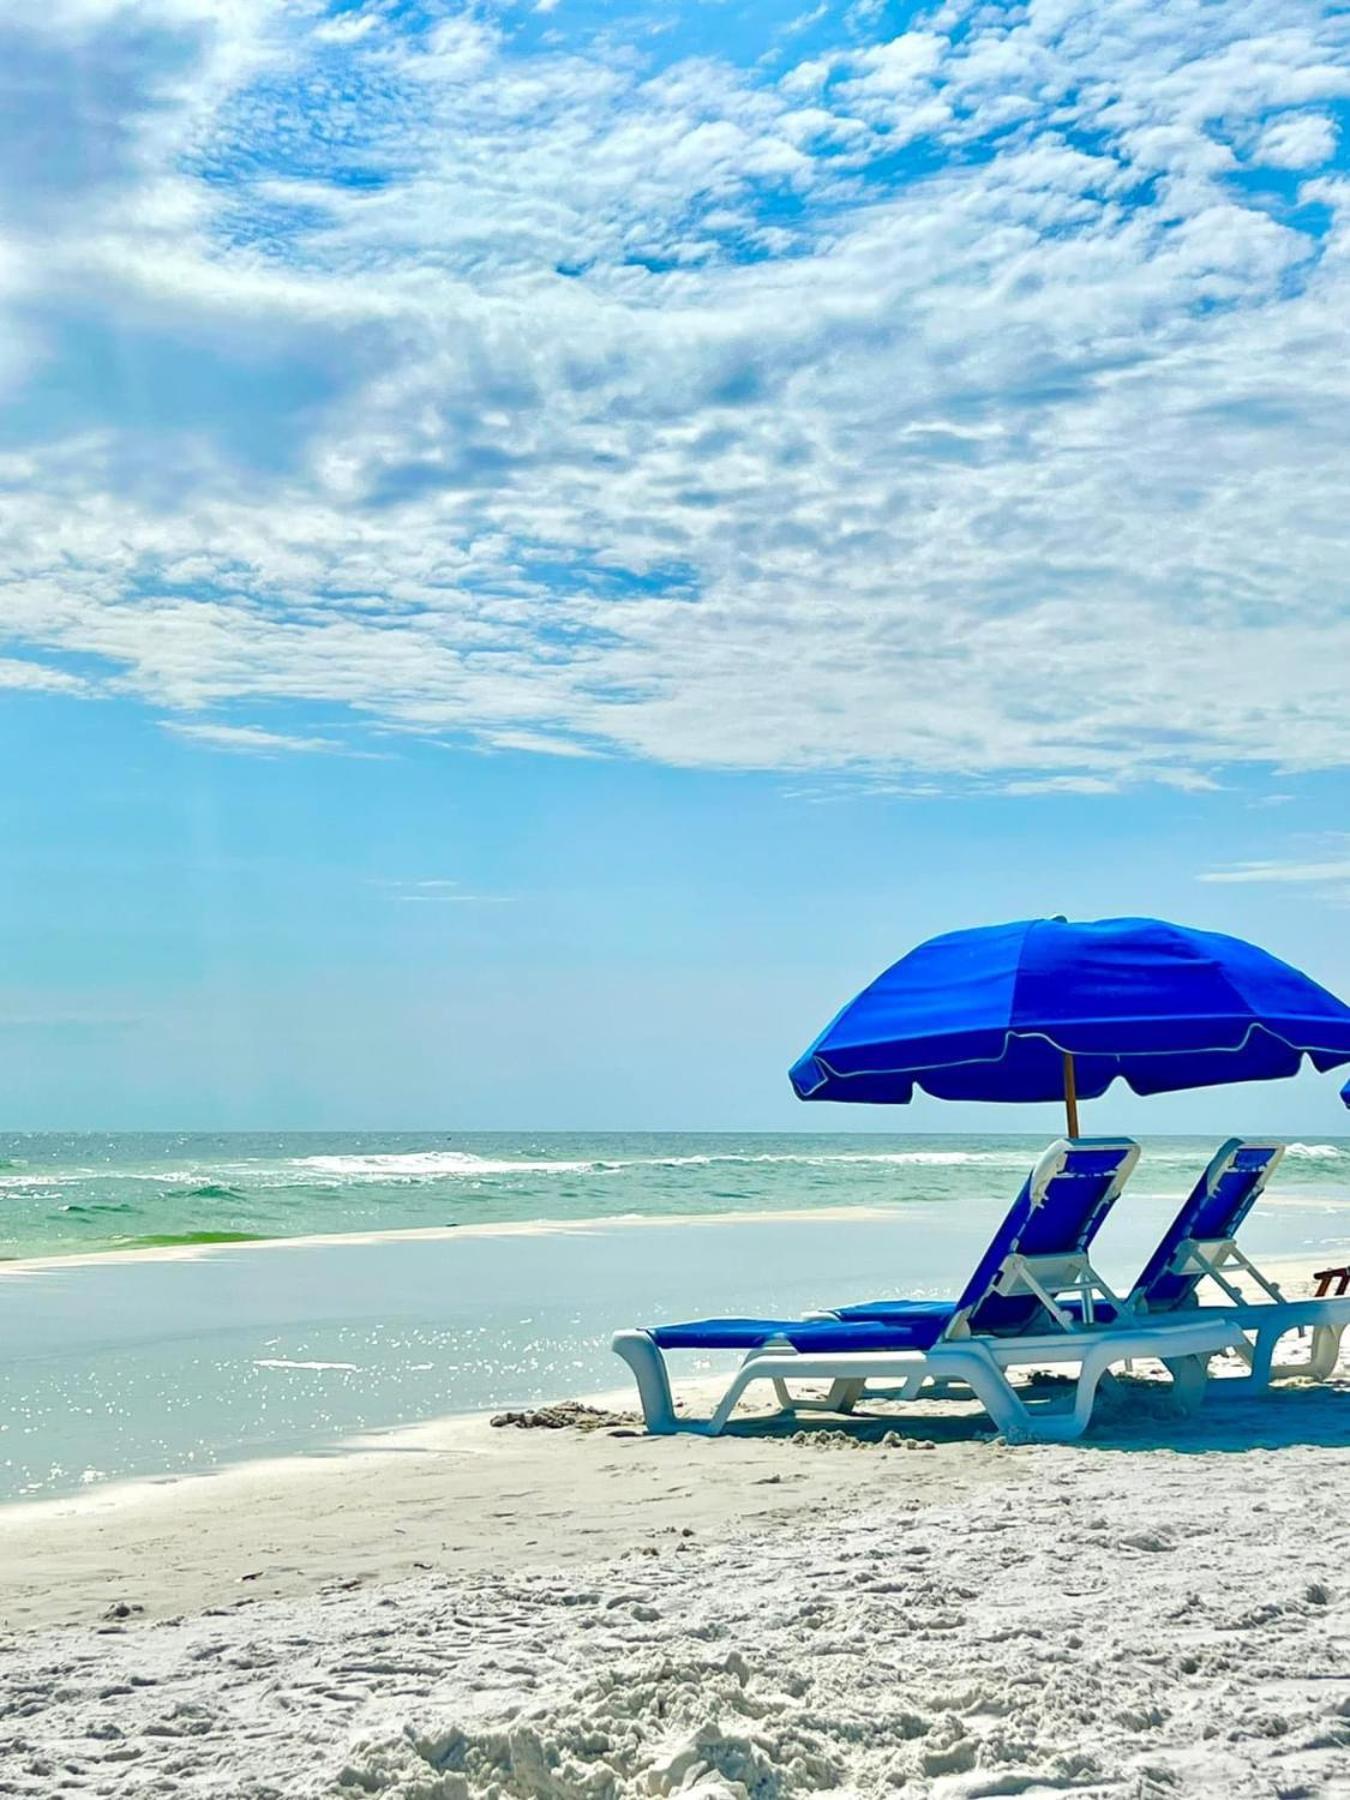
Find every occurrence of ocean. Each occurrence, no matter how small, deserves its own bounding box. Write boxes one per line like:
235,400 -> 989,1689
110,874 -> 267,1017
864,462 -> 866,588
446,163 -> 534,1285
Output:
3,1129 -> 1348,1263
2,1131 -> 1347,1504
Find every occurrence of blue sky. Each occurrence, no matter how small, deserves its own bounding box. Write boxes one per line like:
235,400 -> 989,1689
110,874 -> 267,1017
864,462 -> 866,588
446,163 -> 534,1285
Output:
1,0 -> 1348,1131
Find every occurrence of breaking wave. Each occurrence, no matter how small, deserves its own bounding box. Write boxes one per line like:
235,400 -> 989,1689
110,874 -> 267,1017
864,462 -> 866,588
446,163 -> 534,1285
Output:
294,1151 -> 602,1181
160,1183 -> 250,1201
290,1147 -> 1019,1183
4,1131 -> 1344,1264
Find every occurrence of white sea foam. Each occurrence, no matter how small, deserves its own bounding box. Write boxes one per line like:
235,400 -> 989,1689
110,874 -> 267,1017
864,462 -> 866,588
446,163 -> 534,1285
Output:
0,1167 -> 200,1190
6,1133 -> 1345,1270
342,1141 -> 1345,1180
293,1151 -> 601,1180
289,1147 -> 1017,1182
253,1358 -> 360,1372
0,1170 -> 98,1190
654,1150 -> 1012,1168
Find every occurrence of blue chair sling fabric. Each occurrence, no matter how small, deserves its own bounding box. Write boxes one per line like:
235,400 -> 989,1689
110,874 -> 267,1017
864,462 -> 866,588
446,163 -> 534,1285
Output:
1128,1139 -> 1285,1313
648,1139 -> 1137,1355
648,1313 -> 946,1353
834,1140 -> 1137,1335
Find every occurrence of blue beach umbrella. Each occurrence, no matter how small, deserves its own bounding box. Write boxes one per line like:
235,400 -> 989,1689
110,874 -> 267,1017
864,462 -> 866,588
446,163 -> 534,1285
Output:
1341,1080 -> 1349,1109
790,916 -> 1350,1137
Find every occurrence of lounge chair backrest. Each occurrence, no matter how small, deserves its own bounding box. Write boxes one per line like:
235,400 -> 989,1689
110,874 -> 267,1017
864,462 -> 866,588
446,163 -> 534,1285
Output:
949,1137 -> 1140,1337
1129,1139 -> 1285,1312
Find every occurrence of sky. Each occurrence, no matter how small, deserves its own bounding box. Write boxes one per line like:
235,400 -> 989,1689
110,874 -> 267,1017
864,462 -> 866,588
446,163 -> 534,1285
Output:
1,0 -> 1348,1132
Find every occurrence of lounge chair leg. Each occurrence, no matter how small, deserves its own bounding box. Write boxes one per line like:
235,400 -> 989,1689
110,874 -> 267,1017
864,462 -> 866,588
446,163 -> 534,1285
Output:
1305,1324 -> 1347,1380
1267,1322 -> 1346,1383
1160,1352 -> 1209,1415
1245,1327 -> 1277,1392
705,1362 -> 770,1435
933,1347 -> 1043,1444
920,1377 -> 970,1399
980,1343 -> 1115,1445
825,1378 -> 865,1414
1056,1343 -> 1123,1440
1226,1334 -> 1256,1370
610,1331 -> 680,1434
1201,1325 -> 1291,1397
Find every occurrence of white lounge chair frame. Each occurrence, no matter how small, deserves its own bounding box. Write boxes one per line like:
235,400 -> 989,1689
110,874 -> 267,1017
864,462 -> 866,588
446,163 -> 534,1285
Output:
613,1134 -> 1249,1440
613,1132 -> 1347,1439
611,1315 -> 1242,1441
1114,1141 -> 1350,1390
1131,1235 -> 1350,1387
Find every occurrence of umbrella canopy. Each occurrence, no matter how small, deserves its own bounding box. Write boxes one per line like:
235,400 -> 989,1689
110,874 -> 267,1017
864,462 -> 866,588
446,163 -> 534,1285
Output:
790,916 -> 1350,1131
1342,1080 -> 1349,1109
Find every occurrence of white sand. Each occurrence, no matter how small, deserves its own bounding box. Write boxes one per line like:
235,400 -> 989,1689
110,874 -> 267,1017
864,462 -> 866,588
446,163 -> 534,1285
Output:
0,1399 -> 1017,1634
3,1256 -> 1350,1796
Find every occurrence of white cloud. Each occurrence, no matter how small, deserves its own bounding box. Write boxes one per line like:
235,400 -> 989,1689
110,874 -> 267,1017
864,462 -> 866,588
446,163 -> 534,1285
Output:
377,877 -> 514,903
394,892 -> 515,904
1,0 -> 1350,785
485,730 -> 607,759
1004,776 -> 1121,796
1253,112 -> 1338,168
1199,856 -> 1350,884
312,12 -> 377,48
0,658 -> 89,694
160,722 -> 343,755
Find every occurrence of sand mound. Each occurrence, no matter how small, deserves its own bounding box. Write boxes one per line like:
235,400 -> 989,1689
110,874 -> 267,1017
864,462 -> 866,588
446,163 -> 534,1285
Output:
490,1401 -> 640,1433
344,1649 -> 847,1800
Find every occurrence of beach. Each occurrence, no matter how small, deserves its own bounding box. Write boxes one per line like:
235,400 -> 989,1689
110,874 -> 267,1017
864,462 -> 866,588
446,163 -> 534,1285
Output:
3,1246 -> 1350,1796
4,1137 -> 1349,1506
10,0 -> 1350,1786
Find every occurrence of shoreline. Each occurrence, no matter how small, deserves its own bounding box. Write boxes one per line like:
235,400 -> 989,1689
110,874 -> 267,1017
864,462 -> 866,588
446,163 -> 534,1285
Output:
0,1371 -> 1026,1634
4,1207 -> 1347,1278
0,1201 -> 942,1274
4,1252 -> 1349,1794
3,1376 -> 1350,1798
0,1238 -> 1334,1538
5,1189 -> 1349,1275
3,1225 -> 1347,1514
2,1251 -> 1346,1615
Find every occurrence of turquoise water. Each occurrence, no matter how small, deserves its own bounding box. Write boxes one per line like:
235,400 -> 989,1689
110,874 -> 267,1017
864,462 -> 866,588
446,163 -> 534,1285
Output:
1,1132 -> 1347,1503
2,1130 -> 1348,1262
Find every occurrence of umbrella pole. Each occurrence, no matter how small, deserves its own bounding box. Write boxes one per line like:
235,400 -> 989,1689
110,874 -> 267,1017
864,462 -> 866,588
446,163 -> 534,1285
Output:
1063,1051 -> 1080,1139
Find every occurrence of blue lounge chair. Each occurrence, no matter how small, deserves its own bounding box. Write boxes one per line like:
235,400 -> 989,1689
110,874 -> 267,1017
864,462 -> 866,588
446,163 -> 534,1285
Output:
824,1137 -> 1138,1336
1107,1139 -> 1350,1387
612,1138 -> 1240,1439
